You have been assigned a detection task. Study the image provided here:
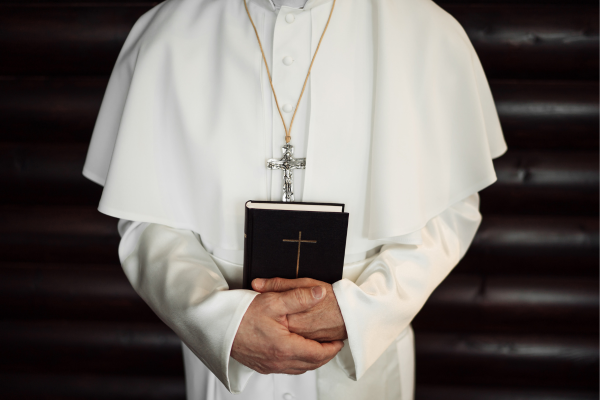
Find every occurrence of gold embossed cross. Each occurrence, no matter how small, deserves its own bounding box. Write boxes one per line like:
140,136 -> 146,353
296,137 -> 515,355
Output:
283,231 -> 317,278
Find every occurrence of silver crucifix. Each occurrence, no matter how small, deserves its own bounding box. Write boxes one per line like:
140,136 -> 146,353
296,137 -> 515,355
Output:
267,144 -> 306,202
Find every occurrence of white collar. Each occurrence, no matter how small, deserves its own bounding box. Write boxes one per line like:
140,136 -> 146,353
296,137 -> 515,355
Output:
247,0 -> 333,12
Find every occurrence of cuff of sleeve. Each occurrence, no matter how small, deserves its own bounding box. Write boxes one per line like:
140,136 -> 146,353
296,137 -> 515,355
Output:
332,277 -> 404,381
224,291 -> 259,393
183,289 -> 259,393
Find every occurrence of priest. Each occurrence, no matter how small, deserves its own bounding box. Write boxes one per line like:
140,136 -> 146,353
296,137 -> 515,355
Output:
83,0 -> 507,398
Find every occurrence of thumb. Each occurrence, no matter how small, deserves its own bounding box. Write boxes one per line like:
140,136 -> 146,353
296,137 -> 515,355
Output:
272,286 -> 325,316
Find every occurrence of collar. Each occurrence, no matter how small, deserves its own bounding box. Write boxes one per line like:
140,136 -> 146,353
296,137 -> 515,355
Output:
247,0 -> 333,12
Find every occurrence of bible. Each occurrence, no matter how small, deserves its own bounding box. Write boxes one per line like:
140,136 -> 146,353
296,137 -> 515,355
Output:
243,201 -> 349,290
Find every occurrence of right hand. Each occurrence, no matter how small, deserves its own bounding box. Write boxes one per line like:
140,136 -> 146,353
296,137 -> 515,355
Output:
231,285 -> 344,375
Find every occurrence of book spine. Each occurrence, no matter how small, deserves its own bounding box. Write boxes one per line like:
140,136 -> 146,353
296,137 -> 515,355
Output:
242,205 -> 253,290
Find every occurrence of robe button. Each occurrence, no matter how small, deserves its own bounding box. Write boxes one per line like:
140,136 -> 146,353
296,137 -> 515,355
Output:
283,56 -> 294,66
282,104 -> 293,113
282,394 -> 294,400
285,14 -> 295,23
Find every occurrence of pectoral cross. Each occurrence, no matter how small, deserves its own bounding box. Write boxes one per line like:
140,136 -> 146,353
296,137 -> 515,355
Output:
283,231 -> 317,278
267,144 -> 306,202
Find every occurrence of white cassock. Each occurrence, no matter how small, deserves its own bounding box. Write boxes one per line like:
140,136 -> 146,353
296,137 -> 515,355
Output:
82,0 -> 507,399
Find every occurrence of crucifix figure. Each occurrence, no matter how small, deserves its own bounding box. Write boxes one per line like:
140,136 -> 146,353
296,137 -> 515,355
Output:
267,144 -> 306,202
282,231 -> 317,278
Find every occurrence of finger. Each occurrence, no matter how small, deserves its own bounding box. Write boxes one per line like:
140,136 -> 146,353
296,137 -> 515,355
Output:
265,336 -> 344,374
292,337 -> 345,365
253,277 -> 318,293
278,333 -> 344,364
272,286 -> 326,316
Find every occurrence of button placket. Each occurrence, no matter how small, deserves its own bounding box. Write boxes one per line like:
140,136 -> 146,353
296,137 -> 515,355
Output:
270,8 -> 312,200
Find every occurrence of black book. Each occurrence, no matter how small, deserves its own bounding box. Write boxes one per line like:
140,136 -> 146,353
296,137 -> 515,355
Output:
243,201 -> 349,290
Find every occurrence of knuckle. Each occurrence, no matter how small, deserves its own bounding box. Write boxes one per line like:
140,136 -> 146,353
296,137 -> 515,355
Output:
288,369 -> 308,375
293,288 -> 309,306
255,365 -> 269,374
264,361 -> 283,374
272,277 -> 286,291
307,352 -> 323,364
270,344 -> 291,361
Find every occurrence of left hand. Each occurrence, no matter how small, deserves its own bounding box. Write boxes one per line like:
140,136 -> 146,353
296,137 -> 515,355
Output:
252,277 -> 348,342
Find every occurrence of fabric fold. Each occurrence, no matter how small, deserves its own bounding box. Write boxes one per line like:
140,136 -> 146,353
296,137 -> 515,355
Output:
120,223 -> 259,393
331,193 -> 482,381
83,0 -> 506,253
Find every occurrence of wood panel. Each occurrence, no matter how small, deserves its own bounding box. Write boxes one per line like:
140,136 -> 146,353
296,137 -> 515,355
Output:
413,275 -> 599,333
457,216 -> 598,277
0,321 -> 183,376
446,5 -> 599,80
0,373 -> 185,400
415,333 -> 599,389
480,150 -> 599,215
416,386 -> 598,400
492,80 -> 599,149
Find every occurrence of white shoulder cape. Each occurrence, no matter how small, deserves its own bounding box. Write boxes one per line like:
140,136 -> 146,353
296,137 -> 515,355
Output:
84,0 -> 506,253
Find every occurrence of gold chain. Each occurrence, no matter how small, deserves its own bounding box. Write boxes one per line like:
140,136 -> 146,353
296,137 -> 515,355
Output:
244,0 -> 337,144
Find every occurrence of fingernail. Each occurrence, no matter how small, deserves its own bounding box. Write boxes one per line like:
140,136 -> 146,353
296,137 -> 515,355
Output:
311,286 -> 324,299
254,278 -> 265,290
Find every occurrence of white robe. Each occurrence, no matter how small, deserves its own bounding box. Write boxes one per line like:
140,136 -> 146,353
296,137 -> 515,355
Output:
118,192 -> 481,400
82,0 -> 507,398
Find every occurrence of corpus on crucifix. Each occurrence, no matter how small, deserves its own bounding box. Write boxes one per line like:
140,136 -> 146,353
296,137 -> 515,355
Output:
267,144 -> 306,202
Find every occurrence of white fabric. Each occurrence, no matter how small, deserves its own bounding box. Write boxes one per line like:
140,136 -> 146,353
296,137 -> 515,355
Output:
83,0 -> 506,256
118,192 -> 481,399
272,0 -> 309,10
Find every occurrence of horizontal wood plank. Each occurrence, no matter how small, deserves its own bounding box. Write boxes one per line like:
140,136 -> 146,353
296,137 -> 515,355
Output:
480,150 -> 599,215
457,215 -> 598,276
414,275 -> 599,333
415,333 -> 599,389
0,206 -> 120,264
444,5 -> 599,80
0,6 -> 150,76
0,373 -> 184,400
0,321 -> 183,376
492,80 -> 599,149
416,386 -> 598,400
0,264 -> 156,322
0,5 -> 596,79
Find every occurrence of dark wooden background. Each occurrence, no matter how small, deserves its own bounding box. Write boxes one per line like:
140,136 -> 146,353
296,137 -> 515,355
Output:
0,0 -> 598,398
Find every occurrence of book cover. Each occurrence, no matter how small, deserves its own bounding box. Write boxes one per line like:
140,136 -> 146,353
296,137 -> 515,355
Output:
243,201 -> 349,290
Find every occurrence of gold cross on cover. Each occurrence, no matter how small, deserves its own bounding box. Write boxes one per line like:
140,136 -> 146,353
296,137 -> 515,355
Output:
283,231 -> 317,278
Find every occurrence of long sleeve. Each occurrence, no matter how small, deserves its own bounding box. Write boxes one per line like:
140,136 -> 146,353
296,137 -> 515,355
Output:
118,221 -> 259,393
332,193 -> 482,380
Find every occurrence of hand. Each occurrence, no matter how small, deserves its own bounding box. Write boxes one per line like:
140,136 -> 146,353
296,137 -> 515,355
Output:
252,278 -> 348,342
231,285 -> 344,374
